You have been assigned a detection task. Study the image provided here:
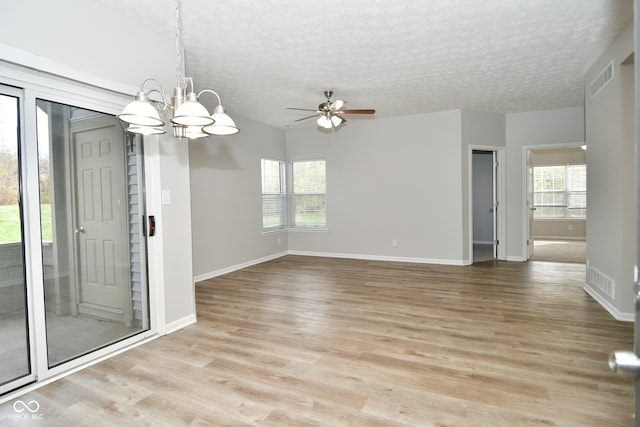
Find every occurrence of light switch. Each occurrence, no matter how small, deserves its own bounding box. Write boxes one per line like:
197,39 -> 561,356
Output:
161,190 -> 172,205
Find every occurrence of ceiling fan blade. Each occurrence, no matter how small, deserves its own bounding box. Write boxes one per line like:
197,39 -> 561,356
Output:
294,113 -> 320,122
338,109 -> 376,115
330,99 -> 346,111
287,107 -> 319,112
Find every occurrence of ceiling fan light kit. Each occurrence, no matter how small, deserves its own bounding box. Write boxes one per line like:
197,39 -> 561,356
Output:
289,90 -> 375,131
317,114 -> 344,129
117,0 -> 239,139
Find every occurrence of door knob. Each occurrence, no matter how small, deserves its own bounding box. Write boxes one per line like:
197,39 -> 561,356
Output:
609,350 -> 640,377
74,226 -> 85,234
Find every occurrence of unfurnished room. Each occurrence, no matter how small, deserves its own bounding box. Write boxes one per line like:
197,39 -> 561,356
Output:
0,0 -> 638,425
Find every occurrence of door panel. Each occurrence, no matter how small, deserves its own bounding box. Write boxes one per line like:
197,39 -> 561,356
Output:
74,124 -> 129,324
0,90 -> 33,394
37,99 -> 149,368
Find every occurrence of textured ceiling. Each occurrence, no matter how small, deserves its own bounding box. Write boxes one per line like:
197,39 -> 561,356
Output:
93,0 -> 633,129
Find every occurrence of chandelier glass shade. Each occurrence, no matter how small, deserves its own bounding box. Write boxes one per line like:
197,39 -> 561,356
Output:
117,0 -> 239,139
202,105 -> 240,136
118,91 -> 165,127
170,91 -> 214,127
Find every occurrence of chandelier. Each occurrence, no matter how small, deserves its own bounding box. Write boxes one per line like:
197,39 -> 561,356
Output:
117,0 -> 239,138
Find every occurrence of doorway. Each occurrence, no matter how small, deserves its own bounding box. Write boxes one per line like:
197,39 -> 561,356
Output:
470,147 -> 505,263
524,146 -> 587,263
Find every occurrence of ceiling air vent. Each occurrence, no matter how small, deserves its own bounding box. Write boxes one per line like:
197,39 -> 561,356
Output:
590,61 -> 614,98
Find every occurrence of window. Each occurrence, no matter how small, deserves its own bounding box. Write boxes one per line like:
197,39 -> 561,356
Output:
261,159 -> 286,231
291,160 -> 326,228
533,164 -> 586,218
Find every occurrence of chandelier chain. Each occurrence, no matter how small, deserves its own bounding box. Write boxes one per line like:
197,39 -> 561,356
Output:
175,0 -> 183,86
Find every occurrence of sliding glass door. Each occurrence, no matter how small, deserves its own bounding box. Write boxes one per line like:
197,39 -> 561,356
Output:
36,99 -> 150,367
0,90 -> 32,393
0,79 -> 151,396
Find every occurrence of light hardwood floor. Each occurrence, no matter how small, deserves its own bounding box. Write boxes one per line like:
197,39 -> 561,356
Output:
0,256 -> 634,426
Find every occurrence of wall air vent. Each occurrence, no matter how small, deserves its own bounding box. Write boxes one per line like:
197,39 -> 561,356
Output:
590,61 -> 614,98
588,265 -> 614,299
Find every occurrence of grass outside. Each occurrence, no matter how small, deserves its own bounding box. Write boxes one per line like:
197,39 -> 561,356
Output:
0,204 -> 52,243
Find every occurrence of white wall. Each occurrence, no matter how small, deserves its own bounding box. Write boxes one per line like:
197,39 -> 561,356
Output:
286,110 -> 466,264
189,113 -> 287,280
505,107 -> 585,260
0,0 -> 170,96
584,22 -> 635,320
1,0 -> 196,329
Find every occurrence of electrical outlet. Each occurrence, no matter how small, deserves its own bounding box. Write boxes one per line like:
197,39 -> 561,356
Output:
392,239 -> 398,247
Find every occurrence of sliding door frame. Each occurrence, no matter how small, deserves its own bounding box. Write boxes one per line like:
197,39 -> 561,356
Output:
0,62 -> 164,402
0,85 -> 36,395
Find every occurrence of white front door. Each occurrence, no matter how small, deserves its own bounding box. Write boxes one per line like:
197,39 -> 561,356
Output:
72,120 -> 130,326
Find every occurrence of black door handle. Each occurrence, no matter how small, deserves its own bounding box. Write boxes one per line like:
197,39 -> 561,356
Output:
148,215 -> 155,237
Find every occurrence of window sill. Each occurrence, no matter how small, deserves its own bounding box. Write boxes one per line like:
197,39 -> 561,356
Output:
288,227 -> 328,233
262,228 -> 288,236
534,218 -> 586,221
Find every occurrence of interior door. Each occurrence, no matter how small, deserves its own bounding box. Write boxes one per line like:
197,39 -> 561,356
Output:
492,151 -> 498,258
73,121 -> 130,326
609,15 -> 640,421
526,150 -> 535,259
609,286 -> 640,424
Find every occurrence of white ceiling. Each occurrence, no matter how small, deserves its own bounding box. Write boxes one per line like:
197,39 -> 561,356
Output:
94,0 -> 633,129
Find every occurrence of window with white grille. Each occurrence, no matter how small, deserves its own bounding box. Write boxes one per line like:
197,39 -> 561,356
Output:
533,164 -> 586,219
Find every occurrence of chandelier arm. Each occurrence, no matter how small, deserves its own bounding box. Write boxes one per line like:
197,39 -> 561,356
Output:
183,77 -> 195,95
197,89 -> 222,106
145,89 -> 171,115
139,78 -> 170,105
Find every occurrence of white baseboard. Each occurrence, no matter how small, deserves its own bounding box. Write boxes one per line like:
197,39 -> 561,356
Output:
534,236 -> 586,241
506,255 -> 526,262
193,251 -> 289,283
164,313 -> 197,334
583,285 -> 633,322
288,250 -> 467,266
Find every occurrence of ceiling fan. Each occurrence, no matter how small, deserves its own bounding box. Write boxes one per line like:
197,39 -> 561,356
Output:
287,90 -> 375,129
